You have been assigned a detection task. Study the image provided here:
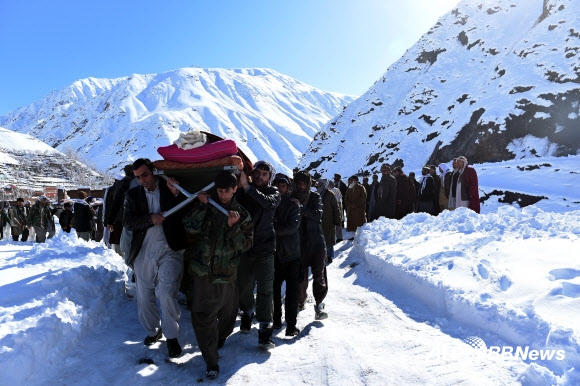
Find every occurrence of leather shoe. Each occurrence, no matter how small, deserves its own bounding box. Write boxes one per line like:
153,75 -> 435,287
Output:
143,329 -> 162,346
167,338 -> 182,358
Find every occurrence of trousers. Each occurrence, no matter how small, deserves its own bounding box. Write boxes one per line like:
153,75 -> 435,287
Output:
134,246 -> 184,339
237,253 -> 274,323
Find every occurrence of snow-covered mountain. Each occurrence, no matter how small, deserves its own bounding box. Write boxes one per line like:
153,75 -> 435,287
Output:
0,127 -> 104,192
299,0 -> 580,177
0,68 -> 354,175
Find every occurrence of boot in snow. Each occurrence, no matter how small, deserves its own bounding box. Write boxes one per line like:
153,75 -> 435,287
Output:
258,322 -> 275,350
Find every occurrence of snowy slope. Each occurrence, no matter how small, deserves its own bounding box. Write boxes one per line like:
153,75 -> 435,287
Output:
0,127 -> 104,191
299,0 -> 580,178
0,127 -> 63,156
0,68 -> 354,175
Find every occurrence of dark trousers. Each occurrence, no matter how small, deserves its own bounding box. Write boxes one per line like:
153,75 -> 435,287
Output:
190,275 -> 238,369
419,201 -> 434,215
237,253 -> 274,323
273,257 -> 301,328
299,248 -> 328,306
11,227 -> 29,241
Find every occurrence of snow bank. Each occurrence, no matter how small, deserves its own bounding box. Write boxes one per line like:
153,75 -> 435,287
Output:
356,207 -> 580,380
0,233 -> 126,384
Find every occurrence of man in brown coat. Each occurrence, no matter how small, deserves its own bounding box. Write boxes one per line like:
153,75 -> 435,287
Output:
344,176 -> 367,232
392,167 -> 416,220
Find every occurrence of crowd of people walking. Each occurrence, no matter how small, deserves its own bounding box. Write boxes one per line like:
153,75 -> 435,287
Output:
0,154 -> 479,380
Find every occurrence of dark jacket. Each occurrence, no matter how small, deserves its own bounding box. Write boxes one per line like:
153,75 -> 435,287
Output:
27,202 -> 52,228
183,198 -> 253,284
395,174 -> 415,220
103,185 -> 116,225
236,184 -> 280,257
296,191 -> 325,253
372,174 -> 397,220
123,181 -> 188,267
107,176 -> 137,225
9,206 -> 26,233
273,193 -> 301,264
320,188 -> 342,243
431,173 -> 442,214
73,199 -> 95,232
1,208 -> 10,228
59,209 -> 73,232
443,171 -> 453,199
418,175 -> 436,202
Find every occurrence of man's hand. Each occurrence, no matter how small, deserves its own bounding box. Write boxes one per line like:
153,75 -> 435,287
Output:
227,211 -> 240,227
198,191 -> 209,204
107,224 -> 114,232
239,171 -> 250,190
167,177 -> 180,196
151,213 -> 166,225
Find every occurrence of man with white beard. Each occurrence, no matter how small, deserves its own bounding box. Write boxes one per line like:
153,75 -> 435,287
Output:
448,156 -> 480,214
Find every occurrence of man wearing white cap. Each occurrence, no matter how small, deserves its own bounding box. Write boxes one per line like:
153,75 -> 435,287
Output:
448,156 -> 480,213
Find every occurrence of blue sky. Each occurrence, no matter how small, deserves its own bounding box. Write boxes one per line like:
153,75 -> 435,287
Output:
0,0 -> 459,116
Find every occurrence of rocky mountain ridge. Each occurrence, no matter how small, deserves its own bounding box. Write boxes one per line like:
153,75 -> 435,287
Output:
299,0 -> 579,178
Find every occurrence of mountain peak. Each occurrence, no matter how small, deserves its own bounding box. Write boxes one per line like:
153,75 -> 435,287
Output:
299,0 -> 579,178
0,67 -> 355,175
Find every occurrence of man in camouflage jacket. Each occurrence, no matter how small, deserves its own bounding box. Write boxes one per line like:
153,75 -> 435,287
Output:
27,196 -> 54,242
182,171 -> 253,380
9,198 -> 29,241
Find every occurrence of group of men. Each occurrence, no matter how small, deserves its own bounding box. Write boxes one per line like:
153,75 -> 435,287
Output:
2,196 -> 57,242
2,191 -> 106,244
323,156 -> 480,236
0,154 -> 481,380
120,158 -> 330,380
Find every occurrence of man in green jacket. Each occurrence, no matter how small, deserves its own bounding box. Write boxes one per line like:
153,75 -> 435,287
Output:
183,171 -> 253,381
27,196 -> 54,243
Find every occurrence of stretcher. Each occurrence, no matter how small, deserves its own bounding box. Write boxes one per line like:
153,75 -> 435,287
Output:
152,132 -> 253,218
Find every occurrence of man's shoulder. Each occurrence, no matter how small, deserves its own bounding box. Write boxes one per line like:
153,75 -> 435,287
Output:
308,191 -> 321,204
258,185 -> 279,195
126,185 -> 143,197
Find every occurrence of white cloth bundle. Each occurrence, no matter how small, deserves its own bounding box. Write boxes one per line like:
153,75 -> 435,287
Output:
173,129 -> 207,150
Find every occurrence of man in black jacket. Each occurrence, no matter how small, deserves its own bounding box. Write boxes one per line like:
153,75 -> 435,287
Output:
272,173 -> 301,337
73,191 -> 95,241
59,202 -> 73,233
293,170 -> 328,321
371,164 -> 397,221
418,166 -> 436,214
236,160 -> 280,349
107,166 -> 137,256
123,158 -> 187,359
